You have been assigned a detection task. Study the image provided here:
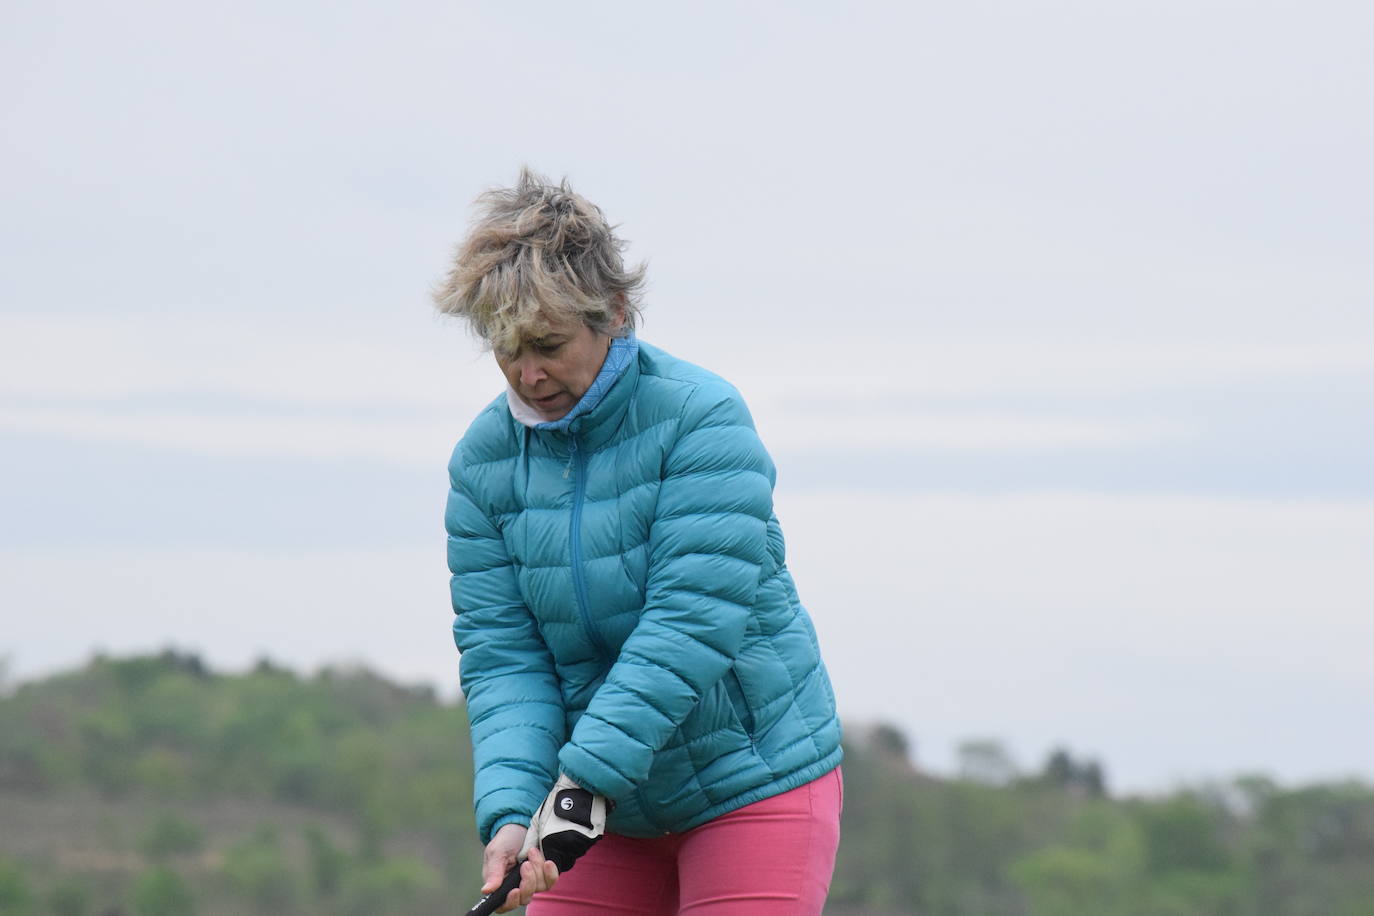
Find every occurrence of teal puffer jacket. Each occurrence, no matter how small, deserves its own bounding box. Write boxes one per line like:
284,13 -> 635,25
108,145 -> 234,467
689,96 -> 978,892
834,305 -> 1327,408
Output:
447,339 -> 841,842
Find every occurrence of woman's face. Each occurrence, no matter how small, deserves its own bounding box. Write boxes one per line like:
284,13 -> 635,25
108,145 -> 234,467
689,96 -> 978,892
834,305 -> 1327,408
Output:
496,313 -> 614,422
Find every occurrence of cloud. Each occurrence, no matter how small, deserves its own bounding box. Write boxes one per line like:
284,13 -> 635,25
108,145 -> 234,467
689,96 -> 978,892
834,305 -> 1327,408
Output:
4,313 -> 1368,465
0,402 -> 1188,463
0,314 -> 483,407
3,0 -> 1373,795
0,405 -> 458,464
761,410 -> 1185,451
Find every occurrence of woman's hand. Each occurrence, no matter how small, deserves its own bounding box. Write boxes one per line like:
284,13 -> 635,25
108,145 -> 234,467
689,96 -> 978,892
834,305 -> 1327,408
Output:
482,823 -> 559,913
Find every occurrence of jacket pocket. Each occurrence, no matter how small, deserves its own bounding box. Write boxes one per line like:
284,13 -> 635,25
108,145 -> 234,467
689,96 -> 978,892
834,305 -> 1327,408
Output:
722,668 -> 756,737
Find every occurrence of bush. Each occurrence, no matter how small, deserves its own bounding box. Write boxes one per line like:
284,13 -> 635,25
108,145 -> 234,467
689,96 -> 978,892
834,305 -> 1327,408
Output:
304,825 -> 348,898
139,813 -> 204,862
221,825 -> 302,914
131,867 -> 195,916
339,858 -> 441,916
0,856 -> 33,915
47,877 -> 92,916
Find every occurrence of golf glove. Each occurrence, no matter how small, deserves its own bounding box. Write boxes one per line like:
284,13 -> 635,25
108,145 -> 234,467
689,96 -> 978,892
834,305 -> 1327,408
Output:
519,774 -> 610,873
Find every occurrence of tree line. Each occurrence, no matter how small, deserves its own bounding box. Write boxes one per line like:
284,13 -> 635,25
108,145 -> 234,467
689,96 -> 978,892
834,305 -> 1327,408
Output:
1,651 -> 1371,915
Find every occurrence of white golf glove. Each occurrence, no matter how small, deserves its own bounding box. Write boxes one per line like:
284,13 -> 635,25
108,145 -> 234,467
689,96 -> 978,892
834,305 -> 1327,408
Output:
519,774 -> 610,873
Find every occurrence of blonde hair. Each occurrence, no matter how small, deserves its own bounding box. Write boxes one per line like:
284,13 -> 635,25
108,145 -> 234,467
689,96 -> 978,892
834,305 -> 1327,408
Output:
433,167 -> 646,354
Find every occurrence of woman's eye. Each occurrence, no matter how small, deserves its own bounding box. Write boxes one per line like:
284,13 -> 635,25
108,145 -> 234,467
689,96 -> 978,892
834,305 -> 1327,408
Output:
534,342 -> 563,355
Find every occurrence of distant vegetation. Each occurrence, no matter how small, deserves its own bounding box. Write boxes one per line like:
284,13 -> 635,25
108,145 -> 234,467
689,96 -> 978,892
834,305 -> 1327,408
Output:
2,651 -> 1373,915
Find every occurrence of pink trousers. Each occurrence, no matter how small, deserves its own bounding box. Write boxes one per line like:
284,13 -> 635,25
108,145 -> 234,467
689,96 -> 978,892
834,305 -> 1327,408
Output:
527,766 -> 843,915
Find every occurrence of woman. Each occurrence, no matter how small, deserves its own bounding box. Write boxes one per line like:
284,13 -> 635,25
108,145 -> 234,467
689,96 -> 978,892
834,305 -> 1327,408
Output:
436,169 -> 843,915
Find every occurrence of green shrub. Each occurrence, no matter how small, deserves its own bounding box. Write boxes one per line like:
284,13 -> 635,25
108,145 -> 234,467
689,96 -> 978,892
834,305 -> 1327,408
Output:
139,813 -> 204,862
131,867 -> 195,916
46,877 -> 92,916
221,826 -> 302,914
303,825 -> 348,898
0,856 -> 33,915
339,858 -> 441,916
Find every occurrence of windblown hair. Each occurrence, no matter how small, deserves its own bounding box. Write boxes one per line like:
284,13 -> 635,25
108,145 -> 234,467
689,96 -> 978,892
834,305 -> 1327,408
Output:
433,167 -> 646,354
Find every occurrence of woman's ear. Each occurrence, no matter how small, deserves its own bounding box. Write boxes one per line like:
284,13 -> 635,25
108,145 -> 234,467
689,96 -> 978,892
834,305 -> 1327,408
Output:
612,293 -> 627,332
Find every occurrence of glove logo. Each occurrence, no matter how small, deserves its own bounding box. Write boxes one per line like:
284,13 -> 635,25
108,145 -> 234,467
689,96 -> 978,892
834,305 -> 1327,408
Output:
560,796 -> 575,812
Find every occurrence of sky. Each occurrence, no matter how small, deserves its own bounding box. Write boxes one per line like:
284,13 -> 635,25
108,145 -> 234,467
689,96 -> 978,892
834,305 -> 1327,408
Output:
2,0 -> 1372,794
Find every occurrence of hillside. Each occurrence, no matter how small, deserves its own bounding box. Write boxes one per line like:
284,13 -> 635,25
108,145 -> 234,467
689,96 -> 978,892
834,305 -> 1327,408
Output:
1,652 -> 1372,915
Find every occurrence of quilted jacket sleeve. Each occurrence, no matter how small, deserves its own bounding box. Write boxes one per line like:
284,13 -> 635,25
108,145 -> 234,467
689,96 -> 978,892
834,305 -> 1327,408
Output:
558,383 -> 773,800
447,441 -> 566,844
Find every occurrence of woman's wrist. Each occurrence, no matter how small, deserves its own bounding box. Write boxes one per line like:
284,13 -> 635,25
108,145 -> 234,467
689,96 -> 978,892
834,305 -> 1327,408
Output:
487,812 -> 532,842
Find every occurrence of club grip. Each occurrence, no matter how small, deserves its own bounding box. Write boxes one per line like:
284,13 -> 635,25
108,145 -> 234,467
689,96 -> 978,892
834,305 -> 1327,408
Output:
465,862 -> 523,916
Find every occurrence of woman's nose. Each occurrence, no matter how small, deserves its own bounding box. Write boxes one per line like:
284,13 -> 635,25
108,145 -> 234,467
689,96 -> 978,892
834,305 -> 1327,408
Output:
519,357 -> 547,386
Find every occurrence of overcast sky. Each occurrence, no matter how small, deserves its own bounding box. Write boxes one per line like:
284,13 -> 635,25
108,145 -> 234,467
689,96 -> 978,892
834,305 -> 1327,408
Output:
3,0 -> 1372,793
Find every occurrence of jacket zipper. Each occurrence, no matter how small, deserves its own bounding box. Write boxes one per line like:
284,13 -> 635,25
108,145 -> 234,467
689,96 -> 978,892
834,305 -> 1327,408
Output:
570,432 -> 664,833
567,433 -> 610,662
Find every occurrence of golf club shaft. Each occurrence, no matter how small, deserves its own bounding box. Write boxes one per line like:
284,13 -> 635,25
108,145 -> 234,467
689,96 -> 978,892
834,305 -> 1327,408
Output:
465,863 -> 523,916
